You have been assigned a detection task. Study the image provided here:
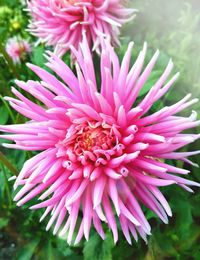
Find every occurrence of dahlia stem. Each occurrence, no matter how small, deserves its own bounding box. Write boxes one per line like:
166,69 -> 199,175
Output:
0,151 -> 18,175
0,163 -> 12,208
0,41 -> 19,79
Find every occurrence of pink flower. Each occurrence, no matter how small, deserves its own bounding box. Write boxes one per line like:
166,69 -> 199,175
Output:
0,36 -> 200,245
26,0 -> 135,56
6,37 -> 31,64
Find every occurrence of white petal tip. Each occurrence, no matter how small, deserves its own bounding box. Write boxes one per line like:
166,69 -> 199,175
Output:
8,176 -> 17,181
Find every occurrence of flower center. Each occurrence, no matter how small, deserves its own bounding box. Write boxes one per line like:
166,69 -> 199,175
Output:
18,44 -> 26,55
59,0 -> 92,6
69,0 -> 91,3
58,0 -> 101,9
57,121 -> 124,166
74,122 -> 116,155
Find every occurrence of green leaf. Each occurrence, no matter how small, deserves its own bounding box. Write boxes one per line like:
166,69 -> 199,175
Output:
83,233 -> 100,260
0,106 -> 9,124
83,232 -> 114,260
31,46 -> 46,67
16,239 -> 40,260
101,232 -> 115,260
0,217 -> 9,229
145,209 -> 157,220
153,232 -> 179,258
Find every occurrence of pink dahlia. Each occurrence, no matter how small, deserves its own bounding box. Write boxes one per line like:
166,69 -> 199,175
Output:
0,36 -> 200,245
5,37 -> 31,64
26,0 -> 135,56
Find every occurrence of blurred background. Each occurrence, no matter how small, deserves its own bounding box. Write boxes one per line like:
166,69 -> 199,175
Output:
0,0 -> 200,259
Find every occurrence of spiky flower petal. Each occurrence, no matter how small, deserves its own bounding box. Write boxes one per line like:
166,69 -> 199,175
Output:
0,36 -> 199,244
26,0 -> 135,56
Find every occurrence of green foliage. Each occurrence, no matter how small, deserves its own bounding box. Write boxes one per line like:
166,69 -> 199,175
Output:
0,2 -> 29,40
83,232 -> 115,260
31,46 -> 47,68
16,239 -> 40,260
0,218 -> 9,229
0,106 -> 9,124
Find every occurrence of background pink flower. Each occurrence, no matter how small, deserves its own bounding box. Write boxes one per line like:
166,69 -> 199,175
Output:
5,37 -> 31,64
26,0 -> 135,56
0,36 -> 199,245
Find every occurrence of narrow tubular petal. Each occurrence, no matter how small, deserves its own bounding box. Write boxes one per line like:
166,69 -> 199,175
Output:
102,194 -> 118,244
93,176 -> 106,208
117,42 -> 134,97
139,59 -> 174,114
126,49 -> 160,109
147,186 -> 172,217
108,182 -> 120,215
83,187 -> 93,241
132,170 -> 177,186
65,179 -> 89,206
